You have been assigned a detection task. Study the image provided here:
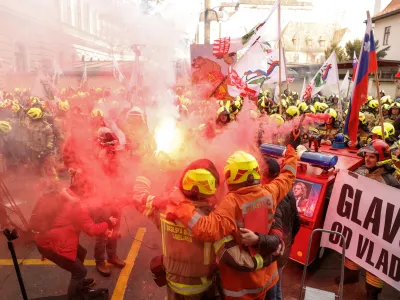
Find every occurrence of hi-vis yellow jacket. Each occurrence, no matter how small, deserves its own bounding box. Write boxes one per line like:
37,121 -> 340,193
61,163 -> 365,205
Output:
133,177 -> 279,297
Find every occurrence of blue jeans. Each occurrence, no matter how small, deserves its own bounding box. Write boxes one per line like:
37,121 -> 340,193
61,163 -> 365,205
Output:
265,267 -> 283,300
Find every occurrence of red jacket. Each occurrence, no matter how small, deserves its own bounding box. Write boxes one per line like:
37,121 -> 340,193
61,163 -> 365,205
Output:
35,188 -> 108,261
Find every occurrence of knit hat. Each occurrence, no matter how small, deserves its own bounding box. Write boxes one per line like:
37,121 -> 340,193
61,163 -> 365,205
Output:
263,156 -> 281,179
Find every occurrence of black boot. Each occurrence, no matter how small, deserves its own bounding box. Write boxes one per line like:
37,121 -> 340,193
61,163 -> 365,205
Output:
366,282 -> 382,300
335,267 -> 359,285
83,278 -> 96,288
82,287 -> 109,299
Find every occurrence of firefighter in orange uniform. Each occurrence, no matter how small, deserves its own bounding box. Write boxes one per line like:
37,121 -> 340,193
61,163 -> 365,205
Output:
133,159 -> 221,299
169,145 -> 298,299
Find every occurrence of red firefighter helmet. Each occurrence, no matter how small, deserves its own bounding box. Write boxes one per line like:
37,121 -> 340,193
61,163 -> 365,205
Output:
358,139 -> 390,162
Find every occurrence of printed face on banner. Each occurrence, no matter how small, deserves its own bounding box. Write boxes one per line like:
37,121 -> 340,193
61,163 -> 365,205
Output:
292,179 -> 322,218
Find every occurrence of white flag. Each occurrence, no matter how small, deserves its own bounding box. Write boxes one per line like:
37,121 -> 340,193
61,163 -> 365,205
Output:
234,43 -> 286,86
226,65 -> 260,98
128,57 -> 142,91
340,70 -> 349,95
273,84 -> 280,103
113,58 -> 125,83
243,0 -> 280,47
52,59 -> 63,86
300,77 -> 306,101
301,52 -> 339,101
80,64 -> 87,88
212,0 -> 280,58
340,70 -> 352,100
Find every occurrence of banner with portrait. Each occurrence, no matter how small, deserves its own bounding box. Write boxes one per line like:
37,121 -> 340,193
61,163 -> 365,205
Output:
292,178 -> 322,217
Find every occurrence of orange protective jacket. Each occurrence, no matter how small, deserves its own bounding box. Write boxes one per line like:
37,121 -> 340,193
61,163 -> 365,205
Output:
171,146 -> 298,299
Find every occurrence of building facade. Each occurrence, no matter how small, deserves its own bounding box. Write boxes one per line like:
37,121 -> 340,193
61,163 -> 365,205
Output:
282,22 -> 348,64
0,0 -> 131,83
373,0 -> 400,61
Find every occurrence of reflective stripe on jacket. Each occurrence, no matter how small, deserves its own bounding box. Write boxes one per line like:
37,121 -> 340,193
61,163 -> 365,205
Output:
172,146 -> 298,299
132,177 -> 217,296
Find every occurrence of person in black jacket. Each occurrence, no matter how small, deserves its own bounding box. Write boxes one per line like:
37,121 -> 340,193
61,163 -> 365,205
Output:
240,156 -> 301,300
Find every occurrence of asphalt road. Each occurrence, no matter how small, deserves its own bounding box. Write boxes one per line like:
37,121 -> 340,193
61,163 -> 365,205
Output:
0,173 -> 399,300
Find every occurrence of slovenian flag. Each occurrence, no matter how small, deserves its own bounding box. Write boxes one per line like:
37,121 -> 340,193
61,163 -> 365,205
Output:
351,51 -> 358,81
344,12 -> 378,142
395,66 -> 400,79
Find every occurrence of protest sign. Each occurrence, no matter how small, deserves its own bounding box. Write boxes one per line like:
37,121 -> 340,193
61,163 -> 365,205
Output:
321,170 -> 400,291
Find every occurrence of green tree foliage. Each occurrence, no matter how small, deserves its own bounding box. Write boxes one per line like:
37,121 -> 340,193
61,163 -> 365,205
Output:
324,43 -> 348,62
345,39 -> 391,60
345,39 -> 362,58
375,40 -> 391,59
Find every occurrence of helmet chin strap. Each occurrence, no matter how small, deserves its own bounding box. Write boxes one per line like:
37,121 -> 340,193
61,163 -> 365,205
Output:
376,159 -> 392,167
227,179 -> 261,191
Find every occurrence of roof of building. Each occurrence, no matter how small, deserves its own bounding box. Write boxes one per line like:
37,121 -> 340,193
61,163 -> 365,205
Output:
372,0 -> 400,22
282,22 -> 347,52
238,0 -> 312,6
337,59 -> 400,69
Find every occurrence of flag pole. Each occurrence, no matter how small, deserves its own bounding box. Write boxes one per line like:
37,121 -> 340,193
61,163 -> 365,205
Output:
334,53 -> 343,122
374,71 -> 386,142
337,80 -> 342,122
363,10 -> 385,142
278,0 -> 282,114
346,76 -> 351,101
283,47 -> 289,93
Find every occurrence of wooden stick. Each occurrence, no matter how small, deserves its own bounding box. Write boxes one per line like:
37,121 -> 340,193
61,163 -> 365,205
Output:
209,75 -> 227,99
278,1 -> 282,114
283,47 -> 289,93
345,77 -> 351,101
335,53 -> 342,122
374,71 -> 386,142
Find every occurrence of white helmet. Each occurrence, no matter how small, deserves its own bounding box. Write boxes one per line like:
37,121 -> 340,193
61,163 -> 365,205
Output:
127,106 -> 144,121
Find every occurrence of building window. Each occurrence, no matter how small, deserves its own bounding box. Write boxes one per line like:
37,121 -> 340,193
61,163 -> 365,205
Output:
14,42 -> 27,72
318,39 -> 326,47
383,26 -> 390,45
306,38 -> 312,47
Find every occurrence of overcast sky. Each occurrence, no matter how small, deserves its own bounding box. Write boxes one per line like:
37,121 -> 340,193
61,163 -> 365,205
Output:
312,0 -> 392,35
216,0 -> 392,41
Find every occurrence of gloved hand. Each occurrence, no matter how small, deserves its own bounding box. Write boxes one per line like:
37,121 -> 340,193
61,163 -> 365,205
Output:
152,197 -> 169,209
286,129 -> 301,149
135,176 -> 151,190
168,187 -> 187,206
133,176 -> 151,204
165,200 -> 196,226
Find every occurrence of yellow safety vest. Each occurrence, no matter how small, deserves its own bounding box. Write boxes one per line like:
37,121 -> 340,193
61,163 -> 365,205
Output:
160,213 -> 216,296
